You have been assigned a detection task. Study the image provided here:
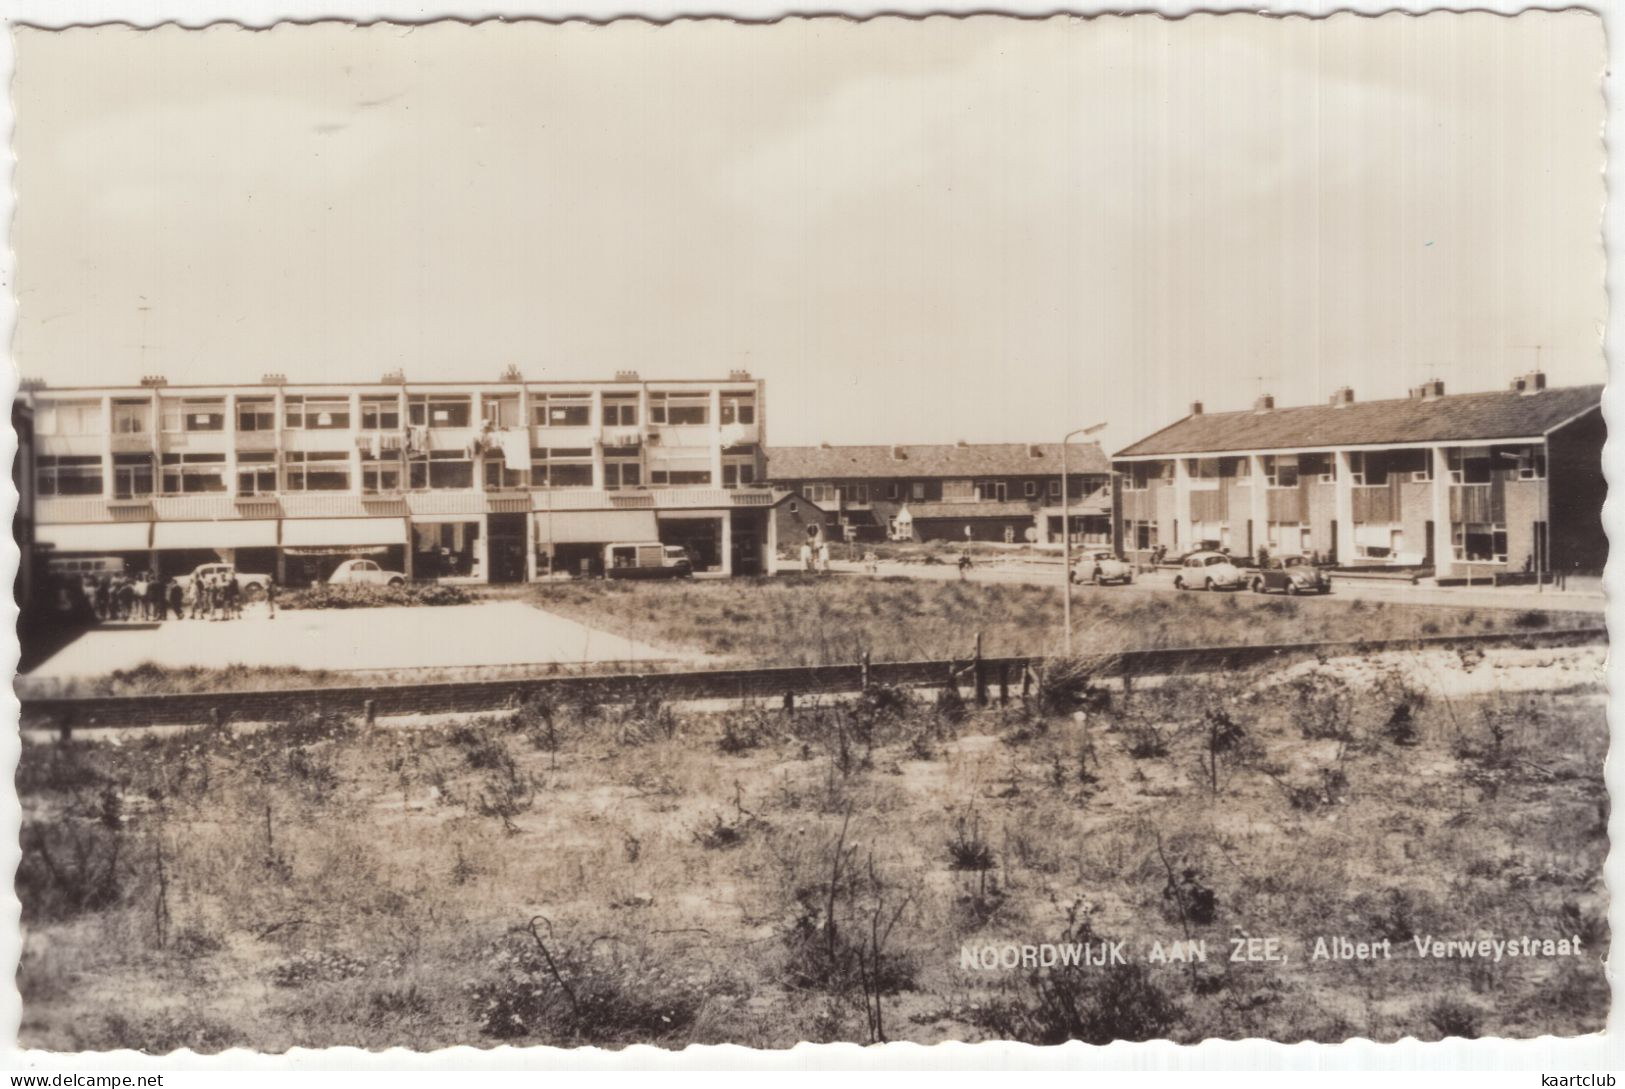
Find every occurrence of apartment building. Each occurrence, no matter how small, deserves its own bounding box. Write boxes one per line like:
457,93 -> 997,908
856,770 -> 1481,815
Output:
764,442 -> 1113,546
23,370 -> 774,584
1110,373 -> 1605,580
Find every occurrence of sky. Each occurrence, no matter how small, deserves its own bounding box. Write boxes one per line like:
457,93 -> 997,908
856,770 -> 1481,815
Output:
11,12 -> 1607,452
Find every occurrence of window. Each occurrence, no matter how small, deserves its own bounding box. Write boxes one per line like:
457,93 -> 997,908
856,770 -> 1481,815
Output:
1123,463 -> 1153,491
37,400 -> 103,436
1023,481 -> 1038,499
911,482 -> 926,500
284,450 -> 351,491
1446,447 -> 1492,485
604,460 -> 641,490
112,400 -> 151,435
649,392 -> 708,426
789,501 -> 799,514
1048,479 -> 1062,499
362,457 -> 402,494
1453,523 -> 1508,563
887,483 -> 900,501
160,452 -> 226,494
722,462 -> 757,488
237,452 -> 277,495
483,458 -> 528,490
836,483 -> 868,504
1411,456 -> 1433,484
409,450 -> 475,490
650,469 -> 713,485
408,394 -> 472,429
37,455 -> 103,496
530,448 -> 593,488
111,454 -> 154,498
603,396 -> 639,427
533,394 -> 591,428
159,398 -> 225,433
482,396 -> 520,429
942,479 -> 976,502
1264,455 -> 1299,488
1514,445 -> 1547,481
804,483 -> 838,504
237,399 -> 277,432
1186,458 -> 1221,486
361,397 -> 402,431
285,396 -> 350,430
720,394 -> 756,425
1298,453 -> 1333,483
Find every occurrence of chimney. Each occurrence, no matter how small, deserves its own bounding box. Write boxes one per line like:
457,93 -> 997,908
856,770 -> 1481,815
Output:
18,377 -> 46,391
261,372 -> 287,386
500,364 -> 523,382
1408,379 -> 1445,401
890,445 -> 907,461
820,441 -> 832,449
614,369 -> 639,382
956,439 -> 969,448
140,375 -> 168,387
1511,370 -> 1546,395
1253,394 -> 1274,413
1329,386 -> 1355,407
1189,401 -> 1203,416
381,369 -> 406,385
728,369 -> 752,382
1028,444 -> 1042,458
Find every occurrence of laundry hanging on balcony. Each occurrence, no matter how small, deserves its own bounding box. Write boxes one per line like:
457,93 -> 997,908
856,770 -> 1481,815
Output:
498,429 -> 529,472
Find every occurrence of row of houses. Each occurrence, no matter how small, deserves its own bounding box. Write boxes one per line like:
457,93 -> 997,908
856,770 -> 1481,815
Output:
13,369 -> 1605,603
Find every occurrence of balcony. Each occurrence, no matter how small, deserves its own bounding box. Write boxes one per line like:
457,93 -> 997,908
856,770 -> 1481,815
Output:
234,430 -> 278,452
110,433 -> 155,454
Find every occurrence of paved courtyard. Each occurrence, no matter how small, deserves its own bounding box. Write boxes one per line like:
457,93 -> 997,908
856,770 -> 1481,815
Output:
26,601 -> 705,680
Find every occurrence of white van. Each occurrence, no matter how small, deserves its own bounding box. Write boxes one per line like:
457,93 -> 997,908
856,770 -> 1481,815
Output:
603,542 -> 694,580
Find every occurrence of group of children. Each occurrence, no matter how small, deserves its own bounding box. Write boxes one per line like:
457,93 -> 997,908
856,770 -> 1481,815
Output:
73,570 -> 279,623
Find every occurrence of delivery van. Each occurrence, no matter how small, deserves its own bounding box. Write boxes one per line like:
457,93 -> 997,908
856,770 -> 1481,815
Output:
603,542 -> 694,580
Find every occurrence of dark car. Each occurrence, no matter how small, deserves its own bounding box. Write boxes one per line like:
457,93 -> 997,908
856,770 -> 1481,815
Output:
1250,554 -> 1331,596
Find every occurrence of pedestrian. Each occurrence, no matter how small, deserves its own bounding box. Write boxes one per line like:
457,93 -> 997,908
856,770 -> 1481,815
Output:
265,576 -> 278,619
799,540 -> 814,573
958,549 -> 973,581
225,578 -> 242,620
114,578 -> 135,621
863,549 -> 879,575
94,575 -> 111,622
131,571 -> 149,620
148,575 -> 166,621
167,578 -> 184,621
817,540 -> 831,574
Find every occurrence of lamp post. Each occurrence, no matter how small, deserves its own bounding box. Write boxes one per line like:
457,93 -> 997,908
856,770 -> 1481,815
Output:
1062,422 -> 1108,655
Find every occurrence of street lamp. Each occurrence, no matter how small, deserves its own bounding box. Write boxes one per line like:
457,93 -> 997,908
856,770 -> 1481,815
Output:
1062,421 -> 1108,655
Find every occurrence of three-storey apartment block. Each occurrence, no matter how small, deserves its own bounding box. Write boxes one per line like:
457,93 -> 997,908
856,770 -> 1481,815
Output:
24,370 -> 774,584
1110,373 -> 1605,581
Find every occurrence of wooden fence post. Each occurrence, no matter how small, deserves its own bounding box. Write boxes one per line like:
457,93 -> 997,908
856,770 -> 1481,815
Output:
998,662 -> 1009,706
363,699 -> 376,726
861,650 -> 871,692
782,690 -> 795,715
973,632 -> 987,707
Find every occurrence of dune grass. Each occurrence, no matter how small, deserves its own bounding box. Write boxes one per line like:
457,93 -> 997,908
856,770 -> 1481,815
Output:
16,659 -> 1607,1050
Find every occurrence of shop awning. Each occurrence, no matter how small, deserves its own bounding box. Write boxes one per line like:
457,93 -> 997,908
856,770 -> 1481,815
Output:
36,522 -> 151,552
281,517 -> 407,547
534,509 -> 659,544
153,520 -> 278,550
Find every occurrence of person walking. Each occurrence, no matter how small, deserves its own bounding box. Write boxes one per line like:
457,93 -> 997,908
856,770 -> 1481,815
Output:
265,576 -> 279,620
817,540 -> 831,575
147,575 -> 166,621
167,578 -> 184,621
957,548 -> 973,581
799,540 -> 814,574
224,578 -> 242,620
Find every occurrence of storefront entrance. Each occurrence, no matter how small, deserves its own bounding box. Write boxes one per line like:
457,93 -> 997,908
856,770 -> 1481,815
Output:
487,512 -> 528,584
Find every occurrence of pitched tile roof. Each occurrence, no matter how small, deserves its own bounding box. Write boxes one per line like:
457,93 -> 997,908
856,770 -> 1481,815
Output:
900,500 -> 1042,520
1114,384 -> 1604,458
766,442 -> 1111,480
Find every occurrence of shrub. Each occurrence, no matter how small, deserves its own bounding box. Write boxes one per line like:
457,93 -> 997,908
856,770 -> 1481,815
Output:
280,582 -> 473,611
1512,610 -> 1551,630
1426,997 -> 1482,1039
947,814 -> 996,872
468,922 -> 701,1044
1036,657 -> 1111,716
17,821 -> 126,922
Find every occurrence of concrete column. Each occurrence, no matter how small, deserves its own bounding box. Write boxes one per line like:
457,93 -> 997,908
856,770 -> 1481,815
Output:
347,391 -> 363,494
591,390 -> 606,490
225,394 -> 239,497
1248,455 -> 1269,558
273,388 -> 286,492
719,513 -> 733,576
1431,446 -> 1454,579
1333,450 -> 1355,566
518,385 -> 532,487
475,514 -> 490,582
99,396 -> 114,498
1172,458 -> 1192,551
471,391 -> 486,493
525,513 -> 539,582
710,388 -> 724,486
638,383 -> 651,485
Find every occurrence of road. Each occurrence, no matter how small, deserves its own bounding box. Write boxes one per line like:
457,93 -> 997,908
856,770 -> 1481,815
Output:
819,558 -> 1606,614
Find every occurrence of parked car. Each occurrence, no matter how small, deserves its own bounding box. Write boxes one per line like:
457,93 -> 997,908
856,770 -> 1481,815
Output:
604,542 -> 694,580
1172,551 -> 1244,591
329,558 -> 407,587
1071,549 -> 1134,585
1251,554 -> 1332,596
188,562 -> 272,600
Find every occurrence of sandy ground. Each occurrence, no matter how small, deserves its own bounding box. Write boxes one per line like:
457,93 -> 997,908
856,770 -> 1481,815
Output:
25,601 -> 706,680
